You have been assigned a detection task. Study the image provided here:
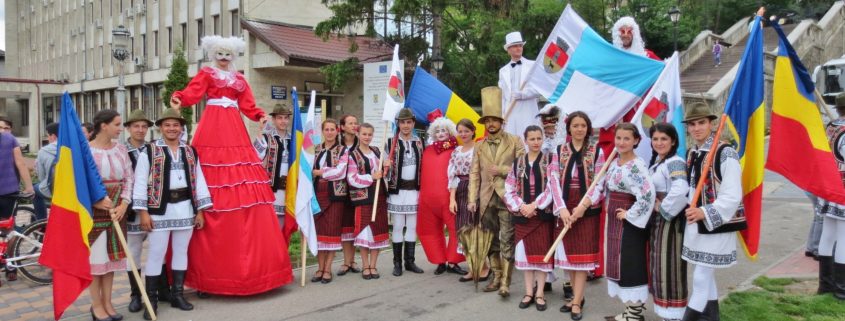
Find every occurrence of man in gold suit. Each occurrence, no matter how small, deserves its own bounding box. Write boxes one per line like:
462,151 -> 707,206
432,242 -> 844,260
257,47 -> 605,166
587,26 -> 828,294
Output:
468,86 -> 525,297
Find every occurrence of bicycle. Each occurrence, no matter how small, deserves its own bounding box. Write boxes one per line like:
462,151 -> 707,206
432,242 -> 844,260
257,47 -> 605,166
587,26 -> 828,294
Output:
0,216 -> 51,286
8,192 -> 37,232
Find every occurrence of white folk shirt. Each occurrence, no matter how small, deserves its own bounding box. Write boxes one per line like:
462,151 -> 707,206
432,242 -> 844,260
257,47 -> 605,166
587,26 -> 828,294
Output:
132,141 -> 212,231
648,155 -> 690,221
498,57 -> 541,137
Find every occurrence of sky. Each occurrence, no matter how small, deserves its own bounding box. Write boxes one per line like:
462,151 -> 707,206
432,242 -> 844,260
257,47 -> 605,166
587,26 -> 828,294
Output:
0,1 -> 5,51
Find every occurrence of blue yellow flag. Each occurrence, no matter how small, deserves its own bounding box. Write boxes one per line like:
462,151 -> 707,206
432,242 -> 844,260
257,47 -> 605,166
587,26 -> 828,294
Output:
723,16 -> 765,259
405,66 -> 485,138
39,92 -> 107,320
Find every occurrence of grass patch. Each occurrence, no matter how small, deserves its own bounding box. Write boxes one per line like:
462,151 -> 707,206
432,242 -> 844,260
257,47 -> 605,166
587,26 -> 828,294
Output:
722,277 -> 845,321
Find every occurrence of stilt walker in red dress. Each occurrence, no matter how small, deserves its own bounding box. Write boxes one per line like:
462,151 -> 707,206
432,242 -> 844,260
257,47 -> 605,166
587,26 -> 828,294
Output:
418,111 -> 468,276
170,35 -> 292,295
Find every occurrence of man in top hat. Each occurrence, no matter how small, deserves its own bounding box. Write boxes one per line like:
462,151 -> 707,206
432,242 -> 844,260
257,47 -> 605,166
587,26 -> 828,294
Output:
499,31 -> 541,138
816,93 -> 845,301
681,101 -> 743,320
253,104 -> 292,228
132,108 -> 212,319
468,86 -> 526,297
383,107 -> 426,276
122,108 -> 171,313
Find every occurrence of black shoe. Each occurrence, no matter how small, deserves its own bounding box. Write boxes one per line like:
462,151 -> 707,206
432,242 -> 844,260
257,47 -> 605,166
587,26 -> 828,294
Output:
519,295 -> 534,309
560,297 -> 585,313
321,271 -> 333,284
170,270 -> 194,311
142,275 -> 159,321
404,242 -> 424,273
535,296 -> 547,311
570,303 -> 584,320
127,271 -> 143,313
107,312 -> 124,321
157,265 -> 171,303
90,308 -> 111,321
820,255 -> 835,294
544,281 -> 553,292
681,307 -> 703,321
392,242 -> 403,276
706,300 -> 720,321
563,282 -> 573,300
434,264 -> 447,275
833,262 -> 845,300
446,264 -> 468,275
310,270 -> 324,283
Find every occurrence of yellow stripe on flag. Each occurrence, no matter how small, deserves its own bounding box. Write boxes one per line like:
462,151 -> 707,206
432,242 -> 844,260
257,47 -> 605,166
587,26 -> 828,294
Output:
52,147 -> 94,248
772,57 -> 831,151
444,93 -> 486,139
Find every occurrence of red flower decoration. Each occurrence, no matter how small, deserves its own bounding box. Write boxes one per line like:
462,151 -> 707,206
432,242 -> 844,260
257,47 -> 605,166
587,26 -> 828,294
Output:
427,109 -> 444,123
434,136 -> 458,154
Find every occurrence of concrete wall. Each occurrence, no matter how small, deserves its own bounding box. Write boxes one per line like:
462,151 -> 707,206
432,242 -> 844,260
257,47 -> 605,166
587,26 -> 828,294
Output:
243,0 -> 333,27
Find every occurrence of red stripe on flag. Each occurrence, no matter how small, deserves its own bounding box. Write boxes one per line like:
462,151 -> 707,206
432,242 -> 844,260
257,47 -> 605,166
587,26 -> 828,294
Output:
739,185 -> 763,259
39,205 -> 92,320
766,113 -> 845,204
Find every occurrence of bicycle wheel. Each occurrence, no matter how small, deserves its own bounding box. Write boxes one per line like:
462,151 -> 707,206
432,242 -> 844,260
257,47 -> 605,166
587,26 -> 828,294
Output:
14,205 -> 36,231
13,219 -> 52,285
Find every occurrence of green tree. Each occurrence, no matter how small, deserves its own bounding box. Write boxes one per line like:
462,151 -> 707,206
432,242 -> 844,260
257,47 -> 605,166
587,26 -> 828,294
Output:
162,43 -> 192,139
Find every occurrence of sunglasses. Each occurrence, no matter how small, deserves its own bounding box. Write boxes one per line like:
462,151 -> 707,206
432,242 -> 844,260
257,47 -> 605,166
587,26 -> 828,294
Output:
541,118 -> 558,125
618,28 -> 634,36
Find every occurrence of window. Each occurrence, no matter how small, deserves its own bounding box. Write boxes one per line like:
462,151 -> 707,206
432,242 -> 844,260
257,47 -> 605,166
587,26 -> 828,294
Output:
142,34 -> 147,57
197,19 -> 203,46
213,15 -> 220,35
154,31 -> 159,56
231,10 -> 240,37
167,27 -> 172,53
180,23 -> 186,48
130,36 -> 135,57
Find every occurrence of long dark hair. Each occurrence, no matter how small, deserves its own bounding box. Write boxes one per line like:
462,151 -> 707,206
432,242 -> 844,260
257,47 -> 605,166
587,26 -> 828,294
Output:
565,111 -> 592,137
648,122 -> 679,167
89,110 -> 121,141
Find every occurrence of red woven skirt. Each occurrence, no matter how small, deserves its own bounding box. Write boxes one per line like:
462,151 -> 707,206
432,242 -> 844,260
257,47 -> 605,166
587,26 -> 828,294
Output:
558,178 -> 600,264
353,193 -> 389,249
315,180 -> 344,251
515,216 -> 554,264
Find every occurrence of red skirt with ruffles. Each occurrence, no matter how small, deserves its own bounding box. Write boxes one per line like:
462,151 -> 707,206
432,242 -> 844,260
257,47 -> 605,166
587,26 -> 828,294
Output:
185,104 -> 292,295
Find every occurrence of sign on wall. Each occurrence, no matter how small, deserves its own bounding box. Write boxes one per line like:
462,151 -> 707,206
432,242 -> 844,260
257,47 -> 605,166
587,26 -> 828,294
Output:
271,85 -> 287,100
363,59 -> 403,149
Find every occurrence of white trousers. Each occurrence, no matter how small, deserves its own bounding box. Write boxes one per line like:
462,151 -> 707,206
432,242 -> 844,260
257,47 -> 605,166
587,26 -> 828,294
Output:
688,265 -> 718,312
126,233 -> 146,272
391,213 -> 417,242
819,216 -> 845,263
145,229 -> 193,276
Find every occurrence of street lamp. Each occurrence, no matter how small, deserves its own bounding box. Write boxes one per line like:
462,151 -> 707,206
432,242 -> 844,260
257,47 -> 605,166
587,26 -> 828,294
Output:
112,25 -> 130,139
431,54 -> 445,76
669,6 -> 681,52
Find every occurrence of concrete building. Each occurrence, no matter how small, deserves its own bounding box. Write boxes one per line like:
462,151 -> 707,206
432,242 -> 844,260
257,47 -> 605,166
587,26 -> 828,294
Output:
3,0 -> 391,150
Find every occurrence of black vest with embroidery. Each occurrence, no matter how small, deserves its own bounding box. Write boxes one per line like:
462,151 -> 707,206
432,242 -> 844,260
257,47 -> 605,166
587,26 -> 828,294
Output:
826,122 -> 845,184
349,147 -> 383,206
146,144 -> 199,216
557,139 -> 602,217
261,133 -> 289,191
314,141 -> 349,201
511,152 -> 555,224
687,143 -> 746,234
385,137 -> 424,194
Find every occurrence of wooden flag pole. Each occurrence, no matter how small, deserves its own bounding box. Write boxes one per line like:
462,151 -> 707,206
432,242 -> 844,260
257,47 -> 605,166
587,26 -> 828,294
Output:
814,89 -> 836,121
300,231 -> 307,287
689,114 -> 728,209
112,219 -> 156,320
543,148 -> 618,263
371,121 -> 393,222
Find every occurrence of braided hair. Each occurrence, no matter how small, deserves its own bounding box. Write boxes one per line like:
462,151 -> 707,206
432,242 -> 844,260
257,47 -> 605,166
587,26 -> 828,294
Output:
89,109 -> 121,141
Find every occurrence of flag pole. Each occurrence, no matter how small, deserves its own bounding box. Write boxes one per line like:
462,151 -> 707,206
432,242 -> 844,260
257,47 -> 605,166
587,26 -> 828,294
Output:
814,89 -> 836,121
372,121 -> 393,222
544,148 -> 617,262
300,231 -> 307,287
112,219 -> 156,320
689,114 -> 728,208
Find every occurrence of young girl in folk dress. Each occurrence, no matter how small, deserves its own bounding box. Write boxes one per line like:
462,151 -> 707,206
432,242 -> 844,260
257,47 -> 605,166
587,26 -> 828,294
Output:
503,126 -> 563,312
311,119 -> 349,284
576,123 -> 655,321
169,35 -> 291,295
346,123 -> 390,280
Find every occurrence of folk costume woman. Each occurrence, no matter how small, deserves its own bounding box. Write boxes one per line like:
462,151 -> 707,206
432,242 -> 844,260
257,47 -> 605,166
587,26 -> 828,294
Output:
503,126 -> 563,312
87,110 -> 134,321
310,119 -> 349,284
170,35 -> 292,295
418,112 -> 467,276
646,123 -> 689,321
347,123 -> 390,280
338,115 -> 362,275
554,111 -> 605,320
578,123 -> 655,321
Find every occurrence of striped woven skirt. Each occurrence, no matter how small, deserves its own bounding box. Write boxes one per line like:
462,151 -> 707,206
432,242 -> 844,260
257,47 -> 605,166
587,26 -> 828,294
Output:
556,177 -> 600,269
88,181 -> 128,275
514,215 -> 554,272
315,180 -> 344,251
354,193 -> 389,249
648,195 -> 688,319
341,200 -> 356,242
605,191 -> 649,303
454,175 -> 474,230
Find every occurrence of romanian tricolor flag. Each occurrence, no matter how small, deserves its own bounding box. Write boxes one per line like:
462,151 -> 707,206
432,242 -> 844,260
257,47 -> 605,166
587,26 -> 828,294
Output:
723,16 -> 766,260
39,92 -> 107,320
405,66 -> 485,138
766,21 -> 845,206
284,88 -> 318,255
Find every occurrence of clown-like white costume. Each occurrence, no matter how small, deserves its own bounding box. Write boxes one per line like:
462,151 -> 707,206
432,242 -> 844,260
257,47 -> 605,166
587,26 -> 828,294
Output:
499,31 -> 541,138
537,104 -> 567,154
611,17 -> 660,60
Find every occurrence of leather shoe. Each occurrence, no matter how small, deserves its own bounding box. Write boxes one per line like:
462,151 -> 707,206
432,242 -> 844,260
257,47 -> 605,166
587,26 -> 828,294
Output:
518,295 -> 534,309
433,264 -> 447,275
446,264 -> 468,275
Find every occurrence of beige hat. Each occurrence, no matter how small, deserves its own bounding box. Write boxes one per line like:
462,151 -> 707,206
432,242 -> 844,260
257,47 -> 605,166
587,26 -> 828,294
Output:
478,87 -> 504,123
504,31 -> 526,50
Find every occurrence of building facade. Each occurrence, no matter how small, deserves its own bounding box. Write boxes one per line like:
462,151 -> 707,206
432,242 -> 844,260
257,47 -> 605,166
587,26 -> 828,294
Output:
4,0 -> 388,150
